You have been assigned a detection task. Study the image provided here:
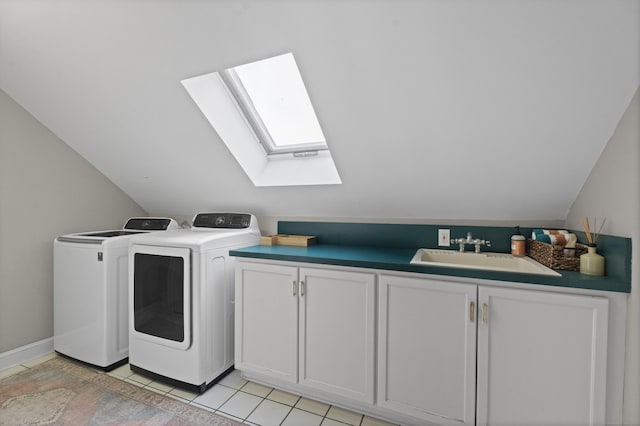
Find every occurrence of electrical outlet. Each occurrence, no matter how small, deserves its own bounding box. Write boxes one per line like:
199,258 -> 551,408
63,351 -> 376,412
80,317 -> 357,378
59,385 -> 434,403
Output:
438,229 -> 450,247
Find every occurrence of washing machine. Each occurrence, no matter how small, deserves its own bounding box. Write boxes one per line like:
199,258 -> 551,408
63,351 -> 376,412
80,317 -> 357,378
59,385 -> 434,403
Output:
54,217 -> 179,370
128,213 -> 260,393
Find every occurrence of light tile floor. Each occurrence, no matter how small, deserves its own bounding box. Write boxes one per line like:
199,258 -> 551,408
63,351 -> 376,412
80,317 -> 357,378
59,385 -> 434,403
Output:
2,353 -> 397,426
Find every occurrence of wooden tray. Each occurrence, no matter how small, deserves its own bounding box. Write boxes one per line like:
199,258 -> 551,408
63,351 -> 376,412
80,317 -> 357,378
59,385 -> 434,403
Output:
260,234 -> 317,246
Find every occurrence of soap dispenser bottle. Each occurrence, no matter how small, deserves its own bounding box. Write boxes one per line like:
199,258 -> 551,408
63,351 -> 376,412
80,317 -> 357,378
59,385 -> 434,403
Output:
511,226 -> 526,257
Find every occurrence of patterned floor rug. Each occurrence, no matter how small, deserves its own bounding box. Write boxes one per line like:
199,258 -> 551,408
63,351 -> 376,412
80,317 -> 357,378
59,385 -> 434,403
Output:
0,357 -> 242,425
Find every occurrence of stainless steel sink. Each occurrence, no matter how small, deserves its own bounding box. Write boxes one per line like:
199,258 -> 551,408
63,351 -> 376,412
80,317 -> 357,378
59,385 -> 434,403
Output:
410,248 -> 561,276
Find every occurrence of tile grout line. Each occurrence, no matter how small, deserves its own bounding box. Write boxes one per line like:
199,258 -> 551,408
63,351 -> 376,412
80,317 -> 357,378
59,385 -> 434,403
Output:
260,387 -> 297,426
206,386 -> 243,419
241,392 -> 266,424
279,404 -> 296,426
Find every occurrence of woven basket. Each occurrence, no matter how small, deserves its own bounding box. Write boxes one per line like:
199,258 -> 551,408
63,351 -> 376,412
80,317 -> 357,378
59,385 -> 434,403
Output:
527,239 -> 588,271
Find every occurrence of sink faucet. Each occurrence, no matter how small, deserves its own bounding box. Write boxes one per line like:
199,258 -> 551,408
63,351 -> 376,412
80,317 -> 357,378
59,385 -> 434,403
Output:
451,232 -> 491,253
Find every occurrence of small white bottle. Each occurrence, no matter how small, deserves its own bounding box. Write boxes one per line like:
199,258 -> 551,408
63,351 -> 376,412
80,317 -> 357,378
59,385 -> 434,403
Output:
580,244 -> 605,276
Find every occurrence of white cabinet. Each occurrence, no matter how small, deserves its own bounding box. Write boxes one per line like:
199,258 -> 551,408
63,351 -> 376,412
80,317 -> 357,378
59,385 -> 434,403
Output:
235,262 -> 299,383
236,260 -> 613,426
378,275 -> 478,425
476,286 -> 608,426
378,275 -> 609,426
299,267 -> 376,402
235,260 -> 376,403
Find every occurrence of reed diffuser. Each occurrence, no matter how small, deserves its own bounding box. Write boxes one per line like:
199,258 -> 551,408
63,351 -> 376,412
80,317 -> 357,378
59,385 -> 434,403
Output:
579,216 -> 605,276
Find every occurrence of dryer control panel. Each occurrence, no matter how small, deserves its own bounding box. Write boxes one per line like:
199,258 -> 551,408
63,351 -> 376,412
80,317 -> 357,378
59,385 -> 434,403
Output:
193,213 -> 252,229
124,217 -> 179,231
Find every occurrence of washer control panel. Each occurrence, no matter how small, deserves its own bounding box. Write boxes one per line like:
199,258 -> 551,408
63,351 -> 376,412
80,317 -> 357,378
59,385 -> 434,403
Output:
193,213 -> 252,229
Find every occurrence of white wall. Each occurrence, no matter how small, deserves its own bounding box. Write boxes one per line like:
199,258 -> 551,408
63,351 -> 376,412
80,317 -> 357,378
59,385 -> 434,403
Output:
566,88 -> 640,425
2,1 -> 638,222
0,89 -> 147,353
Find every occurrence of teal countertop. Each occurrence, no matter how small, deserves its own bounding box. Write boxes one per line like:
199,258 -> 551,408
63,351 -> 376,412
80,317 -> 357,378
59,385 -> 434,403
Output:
230,244 -> 631,293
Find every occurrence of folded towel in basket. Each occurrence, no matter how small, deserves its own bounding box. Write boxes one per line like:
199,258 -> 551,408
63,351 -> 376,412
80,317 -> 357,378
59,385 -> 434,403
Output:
532,229 -> 577,248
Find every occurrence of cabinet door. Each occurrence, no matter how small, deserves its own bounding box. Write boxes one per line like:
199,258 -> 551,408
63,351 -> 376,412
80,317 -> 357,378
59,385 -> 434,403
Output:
476,286 -> 608,426
299,267 -> 376,403
378,275 -> 477,425
235,261 -> 299,383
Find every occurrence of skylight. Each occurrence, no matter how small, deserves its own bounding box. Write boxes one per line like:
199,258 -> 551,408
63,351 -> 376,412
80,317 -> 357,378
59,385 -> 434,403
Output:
222,53 -> 328,155
181,53 -> 341,187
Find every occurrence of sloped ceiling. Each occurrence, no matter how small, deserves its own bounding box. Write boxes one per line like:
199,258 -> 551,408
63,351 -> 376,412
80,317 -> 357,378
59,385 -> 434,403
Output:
1,0 -> 638,222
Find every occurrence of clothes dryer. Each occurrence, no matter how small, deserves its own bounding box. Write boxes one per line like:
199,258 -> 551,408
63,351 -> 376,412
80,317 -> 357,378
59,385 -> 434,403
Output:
128,213 -> 260,392
54,217 -> 179,370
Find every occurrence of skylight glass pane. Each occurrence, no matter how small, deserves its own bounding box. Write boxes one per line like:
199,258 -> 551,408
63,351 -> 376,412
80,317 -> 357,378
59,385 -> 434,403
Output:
233,53 -> 326,149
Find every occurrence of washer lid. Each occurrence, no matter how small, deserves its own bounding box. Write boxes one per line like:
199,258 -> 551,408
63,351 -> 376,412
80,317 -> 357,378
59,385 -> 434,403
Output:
82,230 -> 146,238
56,217 -> 179,244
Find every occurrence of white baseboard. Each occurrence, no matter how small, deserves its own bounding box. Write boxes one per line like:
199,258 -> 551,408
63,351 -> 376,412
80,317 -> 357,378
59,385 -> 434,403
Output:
0,338 -> 54,371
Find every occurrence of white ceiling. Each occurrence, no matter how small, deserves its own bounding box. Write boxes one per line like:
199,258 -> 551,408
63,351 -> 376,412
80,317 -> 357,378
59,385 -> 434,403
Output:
1,0 -> 638,222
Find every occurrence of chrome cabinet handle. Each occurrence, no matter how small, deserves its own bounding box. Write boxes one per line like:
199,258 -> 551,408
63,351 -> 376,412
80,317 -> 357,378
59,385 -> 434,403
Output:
470,302 -> 475,323
292,280 -> 297,296
482,303 -> 488,324
300,280 -> 305,296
